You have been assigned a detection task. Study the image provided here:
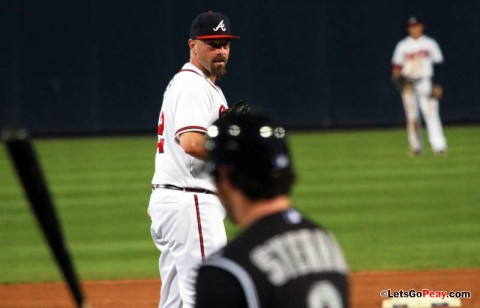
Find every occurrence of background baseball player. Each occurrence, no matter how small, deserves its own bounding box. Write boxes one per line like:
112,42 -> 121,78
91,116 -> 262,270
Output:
391,16 -> 447,156
148,11 -> 240,308
195,110 -> 349,308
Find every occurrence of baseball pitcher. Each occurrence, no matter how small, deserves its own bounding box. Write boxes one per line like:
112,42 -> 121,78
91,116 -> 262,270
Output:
148,11 -> 240,308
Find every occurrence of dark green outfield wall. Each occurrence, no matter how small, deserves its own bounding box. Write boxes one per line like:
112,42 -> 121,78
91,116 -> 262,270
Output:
1,0 -> 479,135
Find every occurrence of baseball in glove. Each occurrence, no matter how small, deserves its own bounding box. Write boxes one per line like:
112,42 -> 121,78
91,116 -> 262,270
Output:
220,100 -> 251,119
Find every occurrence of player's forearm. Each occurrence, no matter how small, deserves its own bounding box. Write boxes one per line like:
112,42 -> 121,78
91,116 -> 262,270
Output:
179,132 -> 207,160
391,65 -> 402,77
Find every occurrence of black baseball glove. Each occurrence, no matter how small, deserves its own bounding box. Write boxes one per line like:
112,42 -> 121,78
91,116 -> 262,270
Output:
220,100 -> 251,119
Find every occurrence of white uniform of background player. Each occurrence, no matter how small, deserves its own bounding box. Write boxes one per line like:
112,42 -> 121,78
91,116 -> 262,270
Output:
392,16 -> 447,155
148,11 -> 240,308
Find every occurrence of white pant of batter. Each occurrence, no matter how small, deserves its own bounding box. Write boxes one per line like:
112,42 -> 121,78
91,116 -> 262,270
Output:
148,188 -> 227,308
401,78 -> 447,153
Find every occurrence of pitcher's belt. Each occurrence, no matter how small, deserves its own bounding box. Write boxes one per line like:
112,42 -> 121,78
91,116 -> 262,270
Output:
152,184 -> 216,195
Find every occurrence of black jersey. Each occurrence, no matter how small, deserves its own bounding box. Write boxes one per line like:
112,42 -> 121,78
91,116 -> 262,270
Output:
195,209 -> 349,308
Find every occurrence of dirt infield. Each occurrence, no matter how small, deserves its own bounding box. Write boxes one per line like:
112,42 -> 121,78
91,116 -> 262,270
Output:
1,269 -> 478,307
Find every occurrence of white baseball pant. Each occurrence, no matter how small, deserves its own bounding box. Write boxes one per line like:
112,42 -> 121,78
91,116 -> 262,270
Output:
148,188 -> 226,308
402,78 -> 447,153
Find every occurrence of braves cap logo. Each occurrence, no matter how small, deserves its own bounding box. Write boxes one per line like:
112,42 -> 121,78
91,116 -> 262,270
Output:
190,11 -> 239,39
213,20 -> 226,32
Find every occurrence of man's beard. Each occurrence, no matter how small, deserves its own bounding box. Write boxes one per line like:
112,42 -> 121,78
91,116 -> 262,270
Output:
211,61 -> 227,80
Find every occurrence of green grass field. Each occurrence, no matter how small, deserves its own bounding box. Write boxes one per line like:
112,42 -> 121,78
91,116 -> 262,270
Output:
1,126 -> 479,284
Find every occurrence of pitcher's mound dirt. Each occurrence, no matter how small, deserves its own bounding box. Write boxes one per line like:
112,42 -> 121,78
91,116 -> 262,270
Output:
0,269 -> 478,307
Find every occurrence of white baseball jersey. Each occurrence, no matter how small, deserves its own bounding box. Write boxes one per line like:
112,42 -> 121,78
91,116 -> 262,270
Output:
152,62 -> 228,191
392,35 -> 443,80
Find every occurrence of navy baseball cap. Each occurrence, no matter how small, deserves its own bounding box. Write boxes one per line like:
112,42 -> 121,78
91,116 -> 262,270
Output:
190,11 -> 240,40
407,16 -> 423,26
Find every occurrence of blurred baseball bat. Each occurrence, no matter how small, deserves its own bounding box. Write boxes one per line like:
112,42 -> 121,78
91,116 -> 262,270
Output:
2,129 -> 89,308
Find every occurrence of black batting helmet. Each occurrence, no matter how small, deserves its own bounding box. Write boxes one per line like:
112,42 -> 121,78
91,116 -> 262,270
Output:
205,109 -> 295,199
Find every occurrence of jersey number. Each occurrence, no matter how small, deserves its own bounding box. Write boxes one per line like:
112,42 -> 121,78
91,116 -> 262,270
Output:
307,281 -> 342,308
157,112 -> 165,153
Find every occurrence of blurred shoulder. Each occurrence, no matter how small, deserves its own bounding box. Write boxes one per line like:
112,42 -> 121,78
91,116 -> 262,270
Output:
422,35 -> 439,44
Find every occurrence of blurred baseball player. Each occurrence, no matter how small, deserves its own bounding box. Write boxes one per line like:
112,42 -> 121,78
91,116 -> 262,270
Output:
391,16 -> 447,156
195,110 -> 349,308
148,11 -> 240,308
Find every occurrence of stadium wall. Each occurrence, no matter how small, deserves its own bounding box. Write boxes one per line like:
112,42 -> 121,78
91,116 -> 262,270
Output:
1,0 -> 479,135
